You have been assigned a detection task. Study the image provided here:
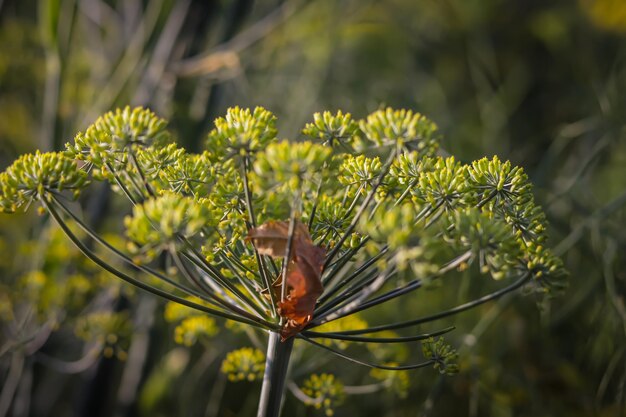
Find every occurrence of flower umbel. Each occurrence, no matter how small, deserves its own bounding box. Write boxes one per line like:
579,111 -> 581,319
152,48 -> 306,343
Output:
0,106 -> 567,417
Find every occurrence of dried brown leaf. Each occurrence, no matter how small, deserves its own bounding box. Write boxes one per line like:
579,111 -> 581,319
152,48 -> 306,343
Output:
247,220 -> 325,340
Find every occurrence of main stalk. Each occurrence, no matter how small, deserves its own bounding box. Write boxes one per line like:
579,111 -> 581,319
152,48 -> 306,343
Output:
256,332 -> 294,417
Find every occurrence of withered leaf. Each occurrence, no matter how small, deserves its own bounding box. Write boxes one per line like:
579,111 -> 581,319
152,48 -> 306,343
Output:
247,220 -> 325,340
247,220 -> 310,258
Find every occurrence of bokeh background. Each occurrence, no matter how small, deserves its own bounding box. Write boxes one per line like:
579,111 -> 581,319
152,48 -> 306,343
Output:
1,0 -> 625,416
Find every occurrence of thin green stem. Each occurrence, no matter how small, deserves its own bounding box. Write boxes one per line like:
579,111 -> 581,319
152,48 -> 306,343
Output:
242,155 -> 277,317
302,325 -> 454,344
318,245 -> 386,305
312,251 -> 473,327
44,198 -> 277,330
180,247 -> 269,319
170,247 -> 262,320
312,265 -> 395,325
476,189 -> 498,209
298,335 -> 435,371
394,179 -> 417,206
323,149 -> 397,269
330,272 -> 531,335
315,269 -> 380,318
321,237 -> 372,288
280,195 -> 300,305
105,162 -> 138,205
219,253 -> 272,313
50,195 -> 219,306
307,178 -> 324,229
129,148 -> 155,197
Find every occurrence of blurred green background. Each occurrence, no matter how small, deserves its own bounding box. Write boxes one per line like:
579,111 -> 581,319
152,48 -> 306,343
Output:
1,0 -> 625,416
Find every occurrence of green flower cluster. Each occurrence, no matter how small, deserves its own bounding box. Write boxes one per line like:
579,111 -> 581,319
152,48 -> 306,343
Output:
75,311 -> 131,360
0,105 -> 568,413
66,106 -> 169,178
422,337 -> 459,375
164,298 -> 219,346
221,347 -> 266,382
302,110 -> 359,149
253,141 -> 332,192
301,373 -> 345,417
125,192 -> 213,262
358,153 -> 567,290
0,151 -> 89,212
359,107 -> 439,155
206,106 -> 277,157
338,155 -> 382,196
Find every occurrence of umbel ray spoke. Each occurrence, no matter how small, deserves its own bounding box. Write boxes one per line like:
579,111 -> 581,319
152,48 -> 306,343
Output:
49,194 -> 221,306
298,335 -> 435,371
170,248 -> 264,321
43,197 -> 278,330
320,272 -> 531,336
311,250 -> 474,327
323,149 -> 397,270
301,325 -> 455,343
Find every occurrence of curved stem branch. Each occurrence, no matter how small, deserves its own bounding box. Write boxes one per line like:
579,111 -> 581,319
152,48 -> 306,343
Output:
50,195 -> 220,306
330,272 -> 531,336
44,198 -> 277,330
301,325 -> 455,344
298,335 -> 435,371
324,149 -> 397,269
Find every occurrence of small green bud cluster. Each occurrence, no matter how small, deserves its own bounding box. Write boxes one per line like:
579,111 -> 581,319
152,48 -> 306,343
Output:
358,107 -> 439,154
422,337 -> 459,375
164,298 -> 219,346
302,110 -> 359,149
0,151 -> 89,212
370,365 -> 410,398
74,311 -> 131,360
253,141 -> 332,193
125,192 -> 213,262
66,106 -> 169,179
301,373 -> 345,417
221,347 -> 266,382
207,106 -> 277,157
